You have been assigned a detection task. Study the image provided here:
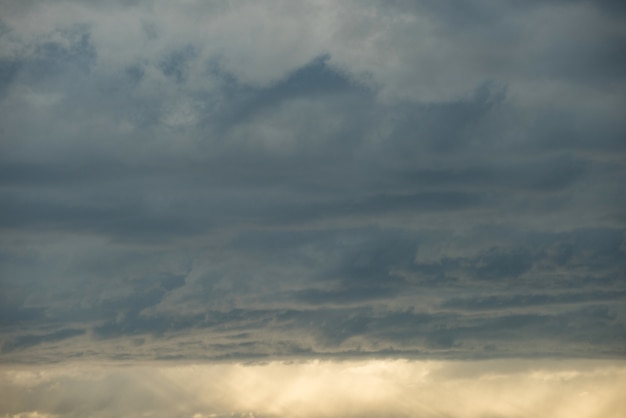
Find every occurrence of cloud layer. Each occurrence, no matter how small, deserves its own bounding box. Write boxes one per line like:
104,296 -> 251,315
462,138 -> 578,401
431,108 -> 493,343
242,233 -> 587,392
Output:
2,360 -> 626,418
0,0 -> 625,363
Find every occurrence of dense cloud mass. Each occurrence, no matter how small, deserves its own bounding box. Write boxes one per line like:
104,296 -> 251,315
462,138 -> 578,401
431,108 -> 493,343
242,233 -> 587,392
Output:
0,0 -> 625,369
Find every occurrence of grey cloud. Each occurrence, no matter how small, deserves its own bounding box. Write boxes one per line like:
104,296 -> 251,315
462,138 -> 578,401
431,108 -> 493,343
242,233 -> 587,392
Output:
394,156 -> 588,193
5,25 -> 97,85
470,246 -> 534,280
2,328 -> 85,353
215,55 -> 358,129
384,0 -> 626,82
595,0 -> 626,15
388,83 -> 506,155
0,305 -> 46,328
293,286 -> 397,306
0,0 -> 625,365
264,191 -> 486,226
0,190 -> 207,240
0,58 -> 20,97
159,45 -> 197,84
441,290 -> 626,312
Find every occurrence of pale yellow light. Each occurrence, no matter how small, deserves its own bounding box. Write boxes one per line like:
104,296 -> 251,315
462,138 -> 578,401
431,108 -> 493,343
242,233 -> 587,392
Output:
2,359 -> 625,418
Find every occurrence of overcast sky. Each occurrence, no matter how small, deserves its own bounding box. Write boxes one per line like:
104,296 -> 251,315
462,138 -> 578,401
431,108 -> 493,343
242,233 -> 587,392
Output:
0,0 -> 625,417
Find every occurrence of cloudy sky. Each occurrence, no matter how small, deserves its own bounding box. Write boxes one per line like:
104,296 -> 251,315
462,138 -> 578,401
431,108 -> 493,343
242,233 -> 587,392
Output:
0,0 -> 625,417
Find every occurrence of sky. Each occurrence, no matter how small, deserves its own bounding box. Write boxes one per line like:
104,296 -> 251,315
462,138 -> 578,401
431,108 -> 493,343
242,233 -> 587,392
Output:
0,0 -> 625,417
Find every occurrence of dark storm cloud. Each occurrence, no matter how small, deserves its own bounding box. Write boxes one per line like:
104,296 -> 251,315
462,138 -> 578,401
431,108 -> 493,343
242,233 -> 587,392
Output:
0,0 -> 625,363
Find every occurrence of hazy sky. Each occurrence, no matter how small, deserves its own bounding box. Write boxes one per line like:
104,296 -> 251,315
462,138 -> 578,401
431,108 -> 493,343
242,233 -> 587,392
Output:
0,0 -> 625,417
